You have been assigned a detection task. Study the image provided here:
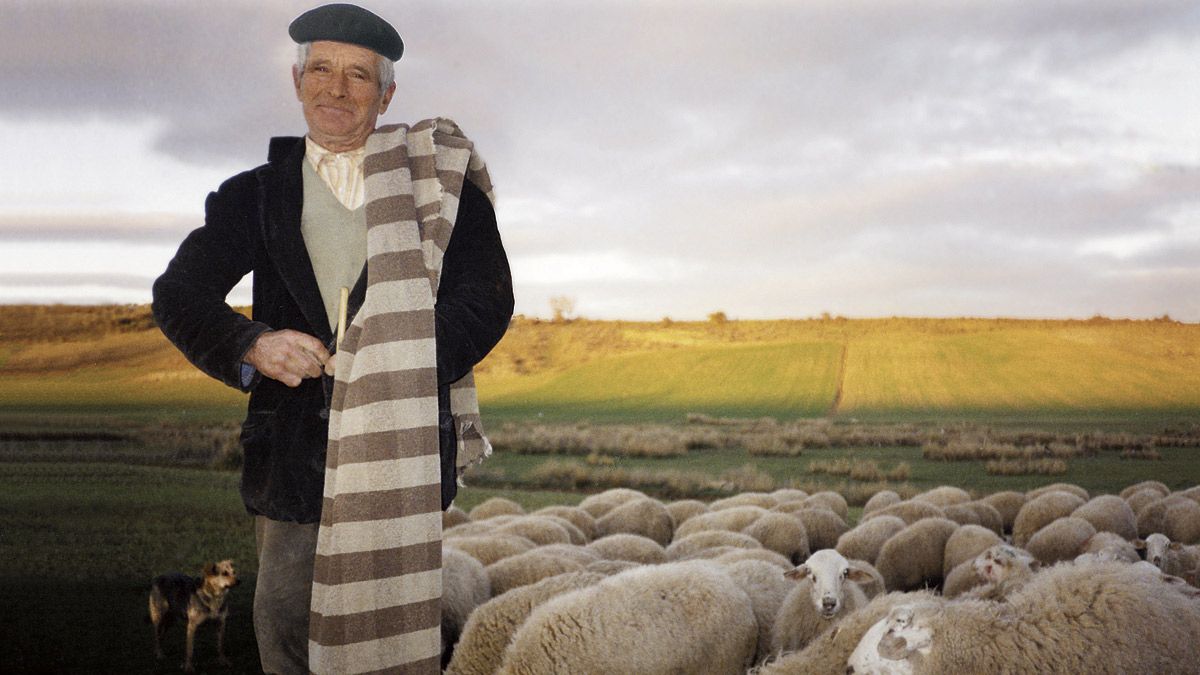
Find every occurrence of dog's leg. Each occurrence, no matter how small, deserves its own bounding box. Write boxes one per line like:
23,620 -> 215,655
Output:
148,592 -> 166,660
216,615 -> 231,667
183,619 -> 198,673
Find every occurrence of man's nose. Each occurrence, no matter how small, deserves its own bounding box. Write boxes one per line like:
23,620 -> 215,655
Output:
328,74 -> 347,97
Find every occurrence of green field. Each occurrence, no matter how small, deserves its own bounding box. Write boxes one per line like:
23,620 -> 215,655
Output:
2,306 -> 1198,672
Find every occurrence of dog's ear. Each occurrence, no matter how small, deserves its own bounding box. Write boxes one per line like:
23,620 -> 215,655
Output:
204,562 -> 218,577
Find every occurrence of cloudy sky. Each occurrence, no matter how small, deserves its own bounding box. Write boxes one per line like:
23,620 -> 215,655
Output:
1,0 -> 1196,320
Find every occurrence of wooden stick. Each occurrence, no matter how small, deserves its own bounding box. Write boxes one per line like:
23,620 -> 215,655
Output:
336,286 -> 349,349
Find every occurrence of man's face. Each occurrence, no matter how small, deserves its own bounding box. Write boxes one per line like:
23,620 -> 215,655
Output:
293,40 -> 395,152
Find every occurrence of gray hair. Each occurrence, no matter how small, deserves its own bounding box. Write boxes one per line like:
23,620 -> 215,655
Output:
296,42 -> 395,97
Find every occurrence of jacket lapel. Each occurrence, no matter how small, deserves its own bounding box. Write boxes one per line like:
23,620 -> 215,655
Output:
258,137 -> 334,343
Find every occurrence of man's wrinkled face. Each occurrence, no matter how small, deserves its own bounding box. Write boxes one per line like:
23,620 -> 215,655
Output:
293,40 -> 395,152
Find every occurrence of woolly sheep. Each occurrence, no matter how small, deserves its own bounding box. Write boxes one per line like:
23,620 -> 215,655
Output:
1025,516 -> 1097,566
1026,481 -> 1089,501
723,558 -> 797,664
494,515 -> 573,546
849,559 -> 887,600
960,500 -> 1004,536
674,505 -> 769,539
863,490 -> 903,516
485,550 -> 585,596
1011,490 -> 1085,547
1177,484 -> 1200,504
1137,495 -> 1200,543
961,543 -> 1039,601
498,561 -> 758,674
667,529 -> 763,560
443,504 -> 471,529
585,559 -> 641,575
532,543 -> 601,566
538,515 -> 588,545
1077,530 -> 1140,564
445,571 -> 606,675
1071,494 -> 1138,540
585,533 -> 668,565
772,488 -> 810,503
712,492 -> 779,510
769,549 -> 872,654
742,511 -> 811,563
714,547 -> 794,571
444,515 -> 518,539
441,547 -> 491,668
664,499 -> 709,526
912,486 -> 971,508
771,501 -> 811,515
941,524 -> 1003,578
859,561 -> 1200,673
1135,533 -> 1200,583
979,490 -> 1026,534
875,517 -> 959,592
1119,479 -> 1170,501
792,508 -> 850,551
752,590 -> 938,675
803,491 -> 850,521
577,487 -> 648,519
595,496 -> 675,546
836,515 -> 907,566
444,534 -> 537,566
940,559 -> 984,599
862,500 -> 945,526
533,505 -> 598,541
1125,487 -> 1165,517
469,496 -> 526,520
939,503 -> 982,528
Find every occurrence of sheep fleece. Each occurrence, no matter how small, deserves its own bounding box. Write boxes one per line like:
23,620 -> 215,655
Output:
498,561 -> 756,674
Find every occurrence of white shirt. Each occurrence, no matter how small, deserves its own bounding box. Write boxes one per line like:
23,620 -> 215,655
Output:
305,137 -> 366,210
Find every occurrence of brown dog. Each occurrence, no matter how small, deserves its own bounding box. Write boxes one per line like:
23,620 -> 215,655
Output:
148,559 -> 240,672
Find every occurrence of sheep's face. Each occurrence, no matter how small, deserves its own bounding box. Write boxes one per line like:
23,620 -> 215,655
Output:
1137,533 -> 1173,569
875,604 -> 933,664
972,544 -> 1034,583
784,549 -> 868,619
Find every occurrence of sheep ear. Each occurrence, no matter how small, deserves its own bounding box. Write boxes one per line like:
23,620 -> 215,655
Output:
784,565 -> 809,580
1132,539 -> 1146,550
1169,541 -> 1183,551
846,562 -> 874,583
1029,559 -> 1042,572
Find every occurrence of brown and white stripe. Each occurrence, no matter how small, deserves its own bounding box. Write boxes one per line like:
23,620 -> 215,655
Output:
309,118 -> 495,674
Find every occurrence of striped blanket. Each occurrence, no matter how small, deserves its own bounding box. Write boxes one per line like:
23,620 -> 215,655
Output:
309,118 -> 495,674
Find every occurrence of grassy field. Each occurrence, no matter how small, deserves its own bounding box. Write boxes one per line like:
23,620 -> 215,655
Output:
2,305 -> 1198,672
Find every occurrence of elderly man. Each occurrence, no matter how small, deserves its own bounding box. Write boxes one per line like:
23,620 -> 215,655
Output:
152,4 -> 512,673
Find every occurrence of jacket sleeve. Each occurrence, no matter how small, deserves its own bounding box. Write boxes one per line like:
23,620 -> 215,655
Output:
435,177 -> 514,384
152,175 -> 273,391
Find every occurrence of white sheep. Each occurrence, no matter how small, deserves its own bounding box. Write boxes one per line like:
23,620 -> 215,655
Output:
533,505 -> 598,541
979,490 -> 1025,534
445,570 -> 606,675
595,496 -> 675,546
1071,494 -> 1138,540
443,534 -> 537,566
960,543 -> 1039,601
1135,532 -> 1200,585
862,500 -> 945,527
714,547 -> 795,570
771,488 -> 811,503
837,515 -> 907,566
722,558 -> 798,664
1119,479 -> 1170,500
441,547 -> 491,668
1011,490 -> 1085,547
443,504 -> 471,529
940,524 -> 1002,579
769,549 -> 872,654
1137,495 -> 1200,543
674,505 -> 769,539
667,529 -> 763,560
1075,530 -> 1140,564
791,507 -> 850,551
664,498 -> 710,526
493,515 -> 574,546
862,490 -> 903,516
751,590 -> 938,675
577,487 -> 649,519
874,517 -> 959,591
468,496 -> 526,520
585,532 -> 668,565
803,491 -> 850,521
498,561 -> 757,674
742,511 -> 811,563
485,549 -> 586,596
712,491 -> 780,510
961,501 -> 1004,536
1026,481 -> 1089,501
854,561 -> 1200,673
1024,515 -> 1097,566
911,486 -> 971,508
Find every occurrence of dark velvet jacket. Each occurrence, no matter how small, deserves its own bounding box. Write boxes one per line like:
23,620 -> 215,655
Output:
152,136 -> 513,523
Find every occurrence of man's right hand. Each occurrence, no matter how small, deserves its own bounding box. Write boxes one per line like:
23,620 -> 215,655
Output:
243,329 -> 330,387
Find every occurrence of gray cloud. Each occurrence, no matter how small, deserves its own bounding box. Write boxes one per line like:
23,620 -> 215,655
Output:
2,0 -> 1197,319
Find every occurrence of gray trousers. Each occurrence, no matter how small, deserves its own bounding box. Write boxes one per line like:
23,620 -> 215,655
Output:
254,516 -> 320,675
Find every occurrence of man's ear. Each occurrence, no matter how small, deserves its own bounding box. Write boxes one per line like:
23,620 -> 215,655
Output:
379,81 -> 396,114
292,65 -> 303,99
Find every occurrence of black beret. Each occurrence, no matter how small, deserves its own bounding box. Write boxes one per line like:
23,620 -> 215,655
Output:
289,3 -> 403,61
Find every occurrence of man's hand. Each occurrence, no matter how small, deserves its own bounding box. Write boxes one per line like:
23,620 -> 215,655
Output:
244,329 -> 330,387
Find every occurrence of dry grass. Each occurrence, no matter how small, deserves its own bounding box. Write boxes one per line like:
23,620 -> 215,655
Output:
985,458 -> 1069,476
807,458 -> 912,482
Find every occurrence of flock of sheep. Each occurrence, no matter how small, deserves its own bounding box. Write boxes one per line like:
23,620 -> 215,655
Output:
437,480 -> 1200,674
